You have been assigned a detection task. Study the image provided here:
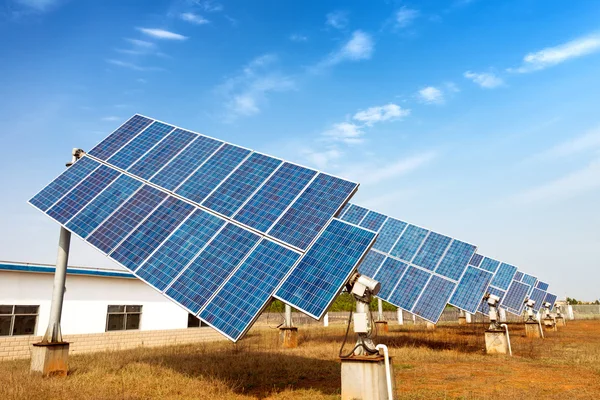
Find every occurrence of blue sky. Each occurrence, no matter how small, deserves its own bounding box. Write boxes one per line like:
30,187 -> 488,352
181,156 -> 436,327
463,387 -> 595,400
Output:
1,0 -> 599,301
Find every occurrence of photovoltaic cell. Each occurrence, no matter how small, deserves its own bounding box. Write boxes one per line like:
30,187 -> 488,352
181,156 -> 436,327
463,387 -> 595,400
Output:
390,225 -> 428,262
136,209 -> 225,291
469,253 -> 483,267
357,250 -> 386,277
233,163 -> 317,232
275,219 -> 376,319
107,122 -> 174,170
513,271 -> 524,281
29,157 -> 100,211
501,280 -> 530,311
412,276 -> 456,323
110,197 -> 195,270
449,266 -> 493,313
479,257 -> 500,273
386,266 -> 430,310
87,185 -> 167,254
359,210 -> 387,232
373,258 -> 407,299
536,281 -> 549,291
338,202 -> 351,218
46,166 -> 120,224
200,240 -> 301,341
175,144 -> 251,204
434,240 -> 476,281
150,135 -> 223,191
412,232 -> 452,271
522,274 -> 537,288
372,218 -> 407,253
202,153 -> 282,217
127,128 -> 197,180
88,115 -> 153,160
268,174 -> 357,250
490,263 -> 517,290
166,223 -> 260,314
343,204 -> 369,225
66,174 -> 142,238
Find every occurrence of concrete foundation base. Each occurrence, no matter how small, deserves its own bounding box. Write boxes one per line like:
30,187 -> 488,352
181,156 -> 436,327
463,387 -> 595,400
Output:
375,321 -> 389,333
458,316 -> 467,325
556,316 -> 566,327
340,355 -> 395,400
426,322 -> 435,330
30,342 -> 70,377
525,321 -> 542,338
543,318 -> 557,331
278,327 -> 298,348
485,330 -> 509,355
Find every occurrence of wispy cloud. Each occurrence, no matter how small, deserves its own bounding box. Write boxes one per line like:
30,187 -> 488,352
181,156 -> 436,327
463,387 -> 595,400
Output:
126,38 -> 155,48
180,12 -> 209,25
301,147 -> 343,170
509,159 -> 600,205
102,116 -> 121,122
464,71 -> 504,88
353,103 -> 410,126
313,30 -> 374,71
196,0 -> 223,12
527,127 -> 600,162
217,54 -> 295,120
343,151 -> 437,186
289,34 -> 308,42
137,28 -> 188,41
322,123 -> 364,145
106,59 -> 161,72
395,7 -> 419,28
326,10 -> 349,29
14,0 -> 59,11
508,33 -> 600,73
418,86 -> 444,104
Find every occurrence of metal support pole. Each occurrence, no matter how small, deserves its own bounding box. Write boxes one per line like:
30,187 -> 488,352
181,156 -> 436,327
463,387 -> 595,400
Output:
284,304 -> 292,328
42,226 -> 71,343
397,308 -> 404,325
378,298 -> 384,321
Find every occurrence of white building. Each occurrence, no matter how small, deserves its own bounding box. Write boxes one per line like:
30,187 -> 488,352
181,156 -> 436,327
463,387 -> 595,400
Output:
0,260 -> 222,360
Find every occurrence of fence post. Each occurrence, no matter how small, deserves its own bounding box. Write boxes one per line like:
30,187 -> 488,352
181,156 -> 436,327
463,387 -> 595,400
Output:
324,313 -> 329,327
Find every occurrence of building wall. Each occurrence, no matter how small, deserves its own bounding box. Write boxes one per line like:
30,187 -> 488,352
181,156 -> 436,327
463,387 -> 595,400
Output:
1,271 -> 192,336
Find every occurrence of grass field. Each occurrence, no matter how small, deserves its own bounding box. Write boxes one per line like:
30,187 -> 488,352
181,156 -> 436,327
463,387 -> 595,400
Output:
1,319 -> 599,399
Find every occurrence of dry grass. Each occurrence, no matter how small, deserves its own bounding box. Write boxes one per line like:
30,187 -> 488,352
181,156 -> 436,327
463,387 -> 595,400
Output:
1,320 -> 600,399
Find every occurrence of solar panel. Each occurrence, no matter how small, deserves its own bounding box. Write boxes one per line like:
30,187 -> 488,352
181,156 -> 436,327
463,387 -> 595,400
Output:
536,281 -> 549,291
490,262 -> 517,290
449,265 -> 493,314
30,114 -> 368,342
521,273 -> 538,296
340,203 -> 477,323
544,293 -> 557,310
529,288 -> 547,312
275,218 -> 376,319
501,280 -> 531,313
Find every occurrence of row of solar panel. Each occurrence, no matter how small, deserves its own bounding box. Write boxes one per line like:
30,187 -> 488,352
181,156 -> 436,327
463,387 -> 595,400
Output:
339,203 -> 480,323
32,115 -> 358,253
30,156 -> 376,341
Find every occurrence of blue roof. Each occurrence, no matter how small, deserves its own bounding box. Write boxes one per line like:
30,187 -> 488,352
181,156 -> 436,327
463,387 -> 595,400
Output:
0,262 -> 135,279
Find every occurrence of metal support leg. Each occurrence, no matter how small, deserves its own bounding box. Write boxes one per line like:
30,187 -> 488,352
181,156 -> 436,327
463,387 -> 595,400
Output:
43,227 -> 71,343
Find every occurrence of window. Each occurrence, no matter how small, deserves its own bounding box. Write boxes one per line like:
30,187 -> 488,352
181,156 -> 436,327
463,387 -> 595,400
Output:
106,305 -> 142,331
0,305 -> 39,336
187,313 -> 208,328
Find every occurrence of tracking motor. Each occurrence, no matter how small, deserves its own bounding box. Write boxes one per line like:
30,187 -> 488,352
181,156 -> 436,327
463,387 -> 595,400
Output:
524,298 -> 536,321
485,293 -> 502,330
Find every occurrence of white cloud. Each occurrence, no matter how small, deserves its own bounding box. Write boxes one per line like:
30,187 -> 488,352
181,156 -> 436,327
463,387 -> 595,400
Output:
180,12 -> 209,25
396,7 -> 419,28
301,147 -> 343,170
197,1 -> 223,12
102,116 -> 121,122
509,33 -> 600,73
314,31 -> 374,71
326,11 -> 348,29
290,34 -> 308,42
344,152 -> 437,186
510,159 -> 600,205
353,103 -> 410,126
137,28 -> 188,41
217,54 -> 295,120
418,86 -> 444,104
528,127 -> 600,162
322,122 -> 364,144
464,71 -> 504,88
126,38 -> 155,48
137,78 -> 147,84
106,59 -> 161,72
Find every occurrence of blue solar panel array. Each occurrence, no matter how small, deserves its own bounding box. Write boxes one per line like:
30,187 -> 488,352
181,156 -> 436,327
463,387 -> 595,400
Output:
340,203 -> 478,323
29,115 -> 373,342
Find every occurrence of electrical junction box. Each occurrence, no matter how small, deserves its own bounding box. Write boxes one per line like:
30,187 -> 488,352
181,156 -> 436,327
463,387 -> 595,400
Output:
353,312 -> 369,333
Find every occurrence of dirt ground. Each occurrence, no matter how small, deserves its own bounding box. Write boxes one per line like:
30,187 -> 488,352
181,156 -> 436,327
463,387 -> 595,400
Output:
1,319 -> 599,399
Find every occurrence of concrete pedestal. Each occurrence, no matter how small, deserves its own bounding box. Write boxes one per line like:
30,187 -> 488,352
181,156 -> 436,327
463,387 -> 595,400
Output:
341,355 -> 395,400
525,321 -> 542,338
543,318 -> 557,331
375,320 -> 389,333
555,316 -> 566,327
426,322 -> 435,330
279,327 -> 298,348
30,342 -> 70,377
485,330 -> 509,355
458,316 -> 467,325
